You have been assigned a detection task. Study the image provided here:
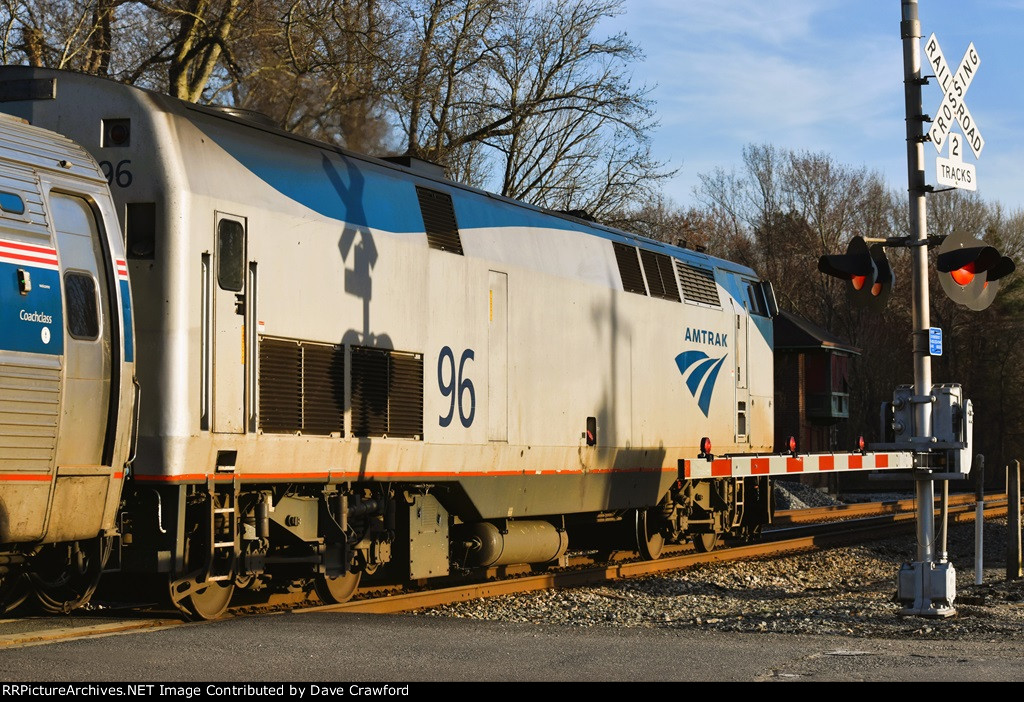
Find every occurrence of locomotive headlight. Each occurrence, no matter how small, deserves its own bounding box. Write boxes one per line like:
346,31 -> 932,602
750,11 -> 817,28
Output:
102,118 -> 131,147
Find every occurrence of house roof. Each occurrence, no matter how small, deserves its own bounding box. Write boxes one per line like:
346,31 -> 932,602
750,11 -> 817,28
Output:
773,310 -> 861,355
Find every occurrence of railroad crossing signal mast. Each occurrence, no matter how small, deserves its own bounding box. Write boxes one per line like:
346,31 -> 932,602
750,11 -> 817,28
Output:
894,1 -> 1014,616
899,0 -> 951,619
820,2 -> 1015,617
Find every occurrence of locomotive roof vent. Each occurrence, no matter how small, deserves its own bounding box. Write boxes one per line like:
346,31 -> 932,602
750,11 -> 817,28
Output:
205,104 -> 277,127
556,208 -> 596,222
382,154 -> 447,180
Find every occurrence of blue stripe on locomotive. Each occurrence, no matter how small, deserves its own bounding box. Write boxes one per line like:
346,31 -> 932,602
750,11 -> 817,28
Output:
202,119 -> 774,350
120,279 -> 133,363
0,262 -> 64,355
205,124 -> 626,239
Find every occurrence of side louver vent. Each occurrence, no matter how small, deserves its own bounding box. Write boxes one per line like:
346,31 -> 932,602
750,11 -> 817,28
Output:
351,346 -> 423,439
0,360 -> 60,472
301,343 -> 346,435
613,242 -> 647,295
640,249 -> 681,302
259,338 -> 344,435
416,186 -> 463,255
676,261 -> 721,307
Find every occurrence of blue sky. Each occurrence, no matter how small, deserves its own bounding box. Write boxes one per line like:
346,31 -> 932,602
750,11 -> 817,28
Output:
602,0 -> 1024,212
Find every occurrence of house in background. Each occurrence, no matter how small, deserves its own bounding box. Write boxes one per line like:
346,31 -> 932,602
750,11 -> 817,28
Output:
773,310 -> 859,455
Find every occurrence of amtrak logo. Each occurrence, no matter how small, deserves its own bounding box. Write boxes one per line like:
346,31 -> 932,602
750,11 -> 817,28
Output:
675,350 -> 727,417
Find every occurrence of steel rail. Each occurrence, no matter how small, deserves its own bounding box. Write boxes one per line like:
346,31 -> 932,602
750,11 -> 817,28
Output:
303,496 -> 1010,615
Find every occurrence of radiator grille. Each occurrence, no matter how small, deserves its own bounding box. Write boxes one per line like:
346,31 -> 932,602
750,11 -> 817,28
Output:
640,249 -> 681,302
613,242 -> 647,295
0,360 -> 60,472
416,186 -> 463,255
351,346 -> 423,439
302,343 -> 345,435
676,261 -> 721,307
258,338 -> 344,435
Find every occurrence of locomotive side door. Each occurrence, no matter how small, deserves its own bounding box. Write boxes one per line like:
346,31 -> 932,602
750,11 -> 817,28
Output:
732,294 -> 750,444
488,270 -> 508,442
212,213 -> 246,434
49,192 -> 113,465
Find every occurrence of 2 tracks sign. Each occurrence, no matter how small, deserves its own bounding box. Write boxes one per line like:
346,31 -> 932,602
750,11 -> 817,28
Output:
924,33 -> 983,191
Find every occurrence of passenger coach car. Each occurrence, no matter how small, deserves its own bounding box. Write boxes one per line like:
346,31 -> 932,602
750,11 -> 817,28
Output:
0,109 -> 134,613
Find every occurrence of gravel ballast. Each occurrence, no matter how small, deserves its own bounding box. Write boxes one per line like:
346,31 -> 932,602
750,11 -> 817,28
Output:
417,483 -> 1024,641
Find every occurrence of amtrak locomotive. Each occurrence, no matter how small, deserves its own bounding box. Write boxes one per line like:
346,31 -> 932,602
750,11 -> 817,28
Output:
0,67 -> 785,618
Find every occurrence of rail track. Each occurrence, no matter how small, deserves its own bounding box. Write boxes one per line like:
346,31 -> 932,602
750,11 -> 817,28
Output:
304,492 -> 1009,615
0,492 -> 1011,649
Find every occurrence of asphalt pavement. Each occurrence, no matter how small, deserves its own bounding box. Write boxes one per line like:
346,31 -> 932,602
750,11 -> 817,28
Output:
0,610 -> 1022,684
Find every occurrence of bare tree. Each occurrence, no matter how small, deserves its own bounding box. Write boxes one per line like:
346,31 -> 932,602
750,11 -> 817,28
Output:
391,0 -> 671,212
0,0 -> 126,72
612,194 -> 714,252
225,0 -> 400,152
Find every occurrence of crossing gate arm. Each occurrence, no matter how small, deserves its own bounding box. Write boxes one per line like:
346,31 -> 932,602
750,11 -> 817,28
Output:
680,451 -> 915,480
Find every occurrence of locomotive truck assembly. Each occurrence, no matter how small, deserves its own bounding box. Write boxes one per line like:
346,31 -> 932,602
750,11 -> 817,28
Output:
0,67 -> 927,619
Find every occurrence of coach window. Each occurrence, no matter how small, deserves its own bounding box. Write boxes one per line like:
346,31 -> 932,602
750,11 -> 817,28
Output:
0,191 -> 25,215
64,271 -> 100,339
217,219 -> 245,291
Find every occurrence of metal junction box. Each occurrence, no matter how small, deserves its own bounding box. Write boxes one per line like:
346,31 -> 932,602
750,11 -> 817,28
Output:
931,383 -> 973,475
889,383 -> 972,475
408,494 -> 450,580
898,560 -> 956,611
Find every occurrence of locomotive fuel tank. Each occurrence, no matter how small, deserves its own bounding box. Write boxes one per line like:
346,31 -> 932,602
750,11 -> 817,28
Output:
459,520 -> 570,568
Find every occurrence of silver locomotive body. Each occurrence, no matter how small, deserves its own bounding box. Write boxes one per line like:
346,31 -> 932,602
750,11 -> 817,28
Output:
0,110 -> 135,612
0,67 -> 774,617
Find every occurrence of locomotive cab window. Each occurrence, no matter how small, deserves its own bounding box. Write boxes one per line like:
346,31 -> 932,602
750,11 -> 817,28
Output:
744,281 -> 767,316
64,271 -> 99,339
217,219 -> 245,291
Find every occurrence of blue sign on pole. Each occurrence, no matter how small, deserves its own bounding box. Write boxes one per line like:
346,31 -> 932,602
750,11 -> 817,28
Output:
929,327 -> 942,356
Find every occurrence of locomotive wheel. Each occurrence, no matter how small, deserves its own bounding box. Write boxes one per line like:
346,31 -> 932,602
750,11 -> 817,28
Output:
30,537 -> 108,614
313,569 -> 362,605
183,581 -> 235,620
634,508 -> 665,560
692,532 -> 719,553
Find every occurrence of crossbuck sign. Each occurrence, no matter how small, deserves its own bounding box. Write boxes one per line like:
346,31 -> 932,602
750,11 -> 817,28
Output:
924,34 -> 984,158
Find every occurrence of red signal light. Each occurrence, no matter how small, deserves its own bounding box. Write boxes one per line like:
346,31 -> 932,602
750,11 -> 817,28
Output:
950,262 -> 975,286
700,437 -> 712,455
818,236 -> 894,310
858,436 -> 865,451
788,436 -> 797,453
937,231 -> 1016,310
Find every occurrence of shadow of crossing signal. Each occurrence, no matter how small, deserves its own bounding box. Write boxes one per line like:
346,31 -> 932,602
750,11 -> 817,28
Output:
817,236 -> 895,310
936,230 -> 1016,311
